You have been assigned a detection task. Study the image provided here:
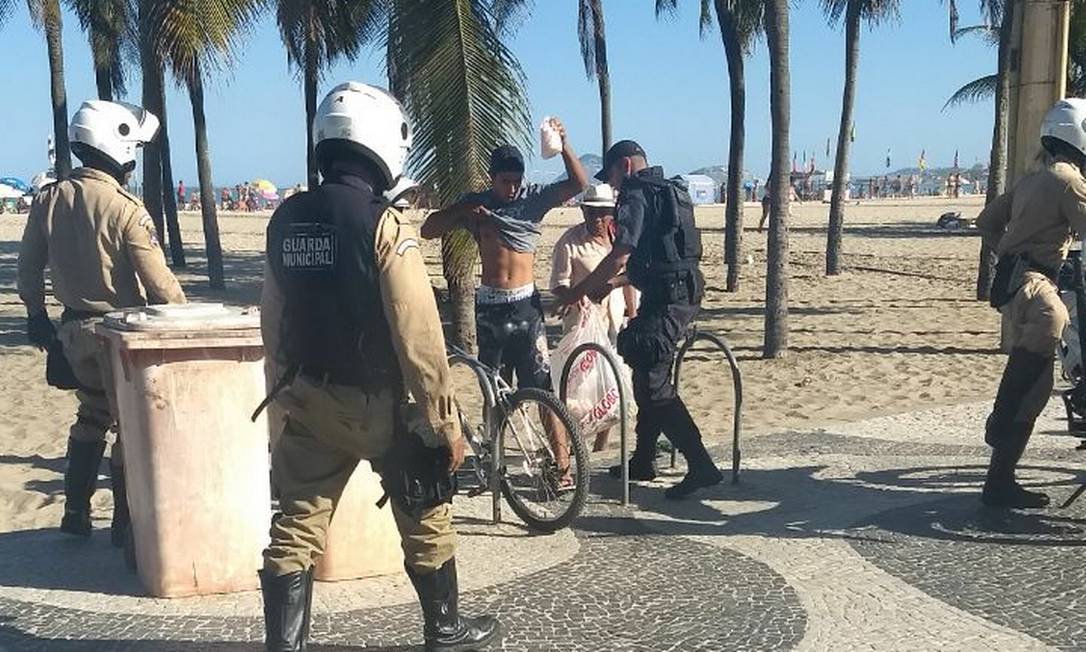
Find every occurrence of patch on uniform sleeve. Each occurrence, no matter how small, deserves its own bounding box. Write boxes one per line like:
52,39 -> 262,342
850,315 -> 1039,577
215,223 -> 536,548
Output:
137,212 -> 160,247
395,238 -> 419,256
279,222 -> 337,271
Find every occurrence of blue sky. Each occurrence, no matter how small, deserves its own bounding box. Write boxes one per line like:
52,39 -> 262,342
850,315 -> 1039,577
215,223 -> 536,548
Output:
0,1 -> 995,188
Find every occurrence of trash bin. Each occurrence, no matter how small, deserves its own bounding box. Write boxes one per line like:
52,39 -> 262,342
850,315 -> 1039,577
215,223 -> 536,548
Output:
264,363 -> 403,583
313,462 -> 403,582
96,303 -> 270,598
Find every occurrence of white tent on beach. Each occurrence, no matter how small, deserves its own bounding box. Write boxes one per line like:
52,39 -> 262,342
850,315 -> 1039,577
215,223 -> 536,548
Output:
679,174 -> 718,204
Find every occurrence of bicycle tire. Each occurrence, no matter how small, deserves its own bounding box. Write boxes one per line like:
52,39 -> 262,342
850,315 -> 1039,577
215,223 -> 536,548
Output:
497,387 -> 589,533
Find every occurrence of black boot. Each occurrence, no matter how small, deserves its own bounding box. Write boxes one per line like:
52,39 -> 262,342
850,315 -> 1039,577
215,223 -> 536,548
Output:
406,559 -> 500,652
60,439 -> 106,537
657,399 -> 723,500
982,422 -> 1049,509
109,459 -> 130,548
259,568 -> 314,652
610,404 -> 661,480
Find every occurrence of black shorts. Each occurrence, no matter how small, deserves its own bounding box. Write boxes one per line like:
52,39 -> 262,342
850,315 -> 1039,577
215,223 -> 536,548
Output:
476,294 -> 551,390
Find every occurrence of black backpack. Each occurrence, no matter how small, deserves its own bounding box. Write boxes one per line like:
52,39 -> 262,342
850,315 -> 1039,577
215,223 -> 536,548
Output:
626,175 -> 702,289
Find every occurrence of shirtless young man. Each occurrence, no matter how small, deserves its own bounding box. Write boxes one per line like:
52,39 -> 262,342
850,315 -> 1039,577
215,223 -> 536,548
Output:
421,118 -> 589,479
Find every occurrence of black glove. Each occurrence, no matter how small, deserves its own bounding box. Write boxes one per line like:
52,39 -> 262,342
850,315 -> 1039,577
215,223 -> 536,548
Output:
27,312 -> 56,350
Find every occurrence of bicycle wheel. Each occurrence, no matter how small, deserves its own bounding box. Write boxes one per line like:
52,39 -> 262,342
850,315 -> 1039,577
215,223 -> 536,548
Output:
497,388 -> 589,532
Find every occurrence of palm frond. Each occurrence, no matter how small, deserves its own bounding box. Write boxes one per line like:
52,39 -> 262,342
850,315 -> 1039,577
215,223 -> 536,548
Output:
0,0 -> 15,27
821,0 -> 900,27
276,0 -> 387,80
387,0 -> 530,268
655,0 -> 678,19
66,0 -> 132,97
953,23 -> 999,45
491,0 -> 532,36
146,0 -> 266,86
698,0 -> 712,37
942,73 -> 998,111
577,0 -> 596,78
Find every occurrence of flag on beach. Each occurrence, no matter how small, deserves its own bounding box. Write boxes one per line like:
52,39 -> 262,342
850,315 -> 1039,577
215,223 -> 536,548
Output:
953,149 -> 959,169
850,124 -> 855,143
792,152 -> 798,173
826,137 -> 831,158
885,148 -> 891,169
918,149 -> 926,172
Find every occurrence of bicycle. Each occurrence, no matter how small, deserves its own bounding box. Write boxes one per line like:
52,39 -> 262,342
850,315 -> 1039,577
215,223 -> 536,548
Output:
447,343 -> 589,533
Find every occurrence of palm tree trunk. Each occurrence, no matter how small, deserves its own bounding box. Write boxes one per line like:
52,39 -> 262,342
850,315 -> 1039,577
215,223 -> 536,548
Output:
188,66 -> 224,290
442,231 -> 478,353
304,38 -> 319,189
139,0 -> 165,243
717,2 -> 745,293
157,78 -> 186,267
763,0 -> 791,359
977,2 -> 1014,301
826,1 -> 860,276
589,0 -> 612,154
43,0 -> 71,179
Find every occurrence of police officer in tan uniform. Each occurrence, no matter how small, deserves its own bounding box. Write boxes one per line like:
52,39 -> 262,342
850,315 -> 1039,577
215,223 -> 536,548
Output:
258,82 -> 498,652
17,100 -> 185,540
977,98 -> 1086,509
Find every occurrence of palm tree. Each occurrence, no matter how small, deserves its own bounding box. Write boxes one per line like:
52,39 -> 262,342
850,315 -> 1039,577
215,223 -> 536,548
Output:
579,0 -> 613,154
387,0 -> 531,351
27,0 -> 72,179
823,0 -> 900,277
763,0 -> 791,358
136,0 -> 184,266
145,0 -> 265,290
67,0 -> 131,101
943,1 -> 1014,300
657,0 -> 763,293
276,1 -> 384,190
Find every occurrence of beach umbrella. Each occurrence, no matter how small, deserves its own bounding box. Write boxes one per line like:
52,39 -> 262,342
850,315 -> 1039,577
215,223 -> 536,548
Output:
0,183 -> 24,199
251,179 -> 278,201
0,177 -> 31,193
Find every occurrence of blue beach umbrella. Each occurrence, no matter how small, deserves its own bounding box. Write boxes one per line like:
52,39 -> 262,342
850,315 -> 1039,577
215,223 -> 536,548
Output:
0,177 -> 31,194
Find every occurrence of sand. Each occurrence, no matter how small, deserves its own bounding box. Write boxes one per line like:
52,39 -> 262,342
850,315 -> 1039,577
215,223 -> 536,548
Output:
0,193 -> 1005,533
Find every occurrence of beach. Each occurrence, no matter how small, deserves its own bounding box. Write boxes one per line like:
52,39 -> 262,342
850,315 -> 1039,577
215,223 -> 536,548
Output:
0,194 -> 1002,534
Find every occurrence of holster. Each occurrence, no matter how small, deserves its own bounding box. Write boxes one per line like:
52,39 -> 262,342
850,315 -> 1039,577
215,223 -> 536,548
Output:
45,339 -> 81,390
990,253 -> 1030,309
375,406 -> 457,519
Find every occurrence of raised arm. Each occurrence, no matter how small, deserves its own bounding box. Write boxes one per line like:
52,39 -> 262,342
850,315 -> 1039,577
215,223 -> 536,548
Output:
551,118 -> 590,203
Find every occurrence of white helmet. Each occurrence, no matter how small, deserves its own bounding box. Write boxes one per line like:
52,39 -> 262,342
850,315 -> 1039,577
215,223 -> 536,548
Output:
69,100 -> 160,170
1041,98 -> 1086,156
313,81 -> 412,187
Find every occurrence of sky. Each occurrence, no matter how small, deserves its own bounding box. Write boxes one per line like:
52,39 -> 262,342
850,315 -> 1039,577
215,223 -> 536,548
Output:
0,1 -> 997,189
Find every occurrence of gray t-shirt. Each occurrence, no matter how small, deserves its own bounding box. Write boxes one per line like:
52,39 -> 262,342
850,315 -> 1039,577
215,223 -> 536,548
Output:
460,182 -> 565,253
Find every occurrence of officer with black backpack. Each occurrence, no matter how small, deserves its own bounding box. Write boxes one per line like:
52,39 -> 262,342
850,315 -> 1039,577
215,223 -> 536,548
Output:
559,140 -> 723,500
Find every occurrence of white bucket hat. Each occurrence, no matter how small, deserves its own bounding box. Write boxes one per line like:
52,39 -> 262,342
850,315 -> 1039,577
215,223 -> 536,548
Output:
581,183 -> 615,208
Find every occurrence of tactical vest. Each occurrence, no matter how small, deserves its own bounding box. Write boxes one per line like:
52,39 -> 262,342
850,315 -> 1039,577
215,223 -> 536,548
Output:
624,174 -> 703,291
267,177 -> 401,389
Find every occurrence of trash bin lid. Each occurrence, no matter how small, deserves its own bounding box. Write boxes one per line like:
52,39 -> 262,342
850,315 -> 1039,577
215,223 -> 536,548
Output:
103,303 -> 260,332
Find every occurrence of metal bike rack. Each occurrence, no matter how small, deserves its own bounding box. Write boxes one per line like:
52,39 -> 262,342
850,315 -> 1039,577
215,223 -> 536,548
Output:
669,328 -> 743,485
447,346 -> 503,523
558,343 -> 631,506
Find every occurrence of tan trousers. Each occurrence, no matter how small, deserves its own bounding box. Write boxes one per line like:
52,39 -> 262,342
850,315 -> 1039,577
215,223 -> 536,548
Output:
57,319 -> 123,461
262,374 -> 455,576
998,272 -> 1067,423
